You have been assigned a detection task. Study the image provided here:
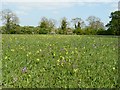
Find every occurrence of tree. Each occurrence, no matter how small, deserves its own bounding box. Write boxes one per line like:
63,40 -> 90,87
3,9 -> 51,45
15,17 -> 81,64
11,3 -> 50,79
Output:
106,11 -> 120,35
71,18 -> 85,35
0,9 -> 19,33
86,16 -> 105,35
60,17 -> 68,34
39,17 -> 56,34
39,17 -> 48,28
71,18 -> 85,29
86,16 -> 104,30
48,18 -> 56,34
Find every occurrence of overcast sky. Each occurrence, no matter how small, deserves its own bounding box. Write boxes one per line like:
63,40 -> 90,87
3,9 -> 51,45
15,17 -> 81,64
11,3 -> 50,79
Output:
1,0 -> 119,27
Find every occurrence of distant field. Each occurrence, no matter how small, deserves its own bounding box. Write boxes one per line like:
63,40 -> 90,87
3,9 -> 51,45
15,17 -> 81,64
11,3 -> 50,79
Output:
2,34 -> 119,88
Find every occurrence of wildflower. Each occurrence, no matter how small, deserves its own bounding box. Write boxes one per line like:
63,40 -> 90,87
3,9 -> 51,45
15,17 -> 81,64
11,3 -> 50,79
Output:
74,69 -> 78,72
57,59 -> 60,65
39,49 -> 42,52
13,77 -> 18,83
53,53 -> 55,56
26,54 -> 29,57
66,51 -> 68,55
75,47 -> 77,50
36,58 -> 40,62
36,51 -> 39,54
28,74 -> 31,77
5,56 -> 7,59
28,52 -> 31,55
11,49 -> 14,52
113,67 -> 115,70
57,59 -> 60,62
22,67 -> 27,73
83,47 -> 85,49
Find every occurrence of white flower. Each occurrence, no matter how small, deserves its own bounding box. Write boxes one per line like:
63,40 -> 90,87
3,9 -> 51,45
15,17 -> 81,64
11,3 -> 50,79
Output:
113,67 -> 115,70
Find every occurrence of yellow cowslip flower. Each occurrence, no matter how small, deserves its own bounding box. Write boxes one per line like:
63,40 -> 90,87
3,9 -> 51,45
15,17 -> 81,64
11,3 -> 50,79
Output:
28,74 -> 31,77
5,56 -> 7,59
60,56 -> 62,58
57,59 -> 60,62
66,51 -> 68,55
57,60 -> 60,65
36,51 -> 39,54
75,47 -> 77,50
72,51 -> 74,54
83,47 -> 85,49
39,49 -> 42,52
27,54 -> 29,57
54,53 -> 55,56
28,52 -> 31,55
11,49 -> 14,52
73,69 -> 78,72
36,58 -> 40,62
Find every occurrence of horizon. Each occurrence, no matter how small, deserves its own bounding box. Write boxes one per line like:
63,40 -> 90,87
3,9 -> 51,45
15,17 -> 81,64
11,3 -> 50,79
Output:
0,0 -> 119,27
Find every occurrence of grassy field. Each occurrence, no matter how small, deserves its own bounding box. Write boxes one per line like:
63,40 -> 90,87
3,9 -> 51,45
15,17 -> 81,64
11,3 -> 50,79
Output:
2,34 -> 119,88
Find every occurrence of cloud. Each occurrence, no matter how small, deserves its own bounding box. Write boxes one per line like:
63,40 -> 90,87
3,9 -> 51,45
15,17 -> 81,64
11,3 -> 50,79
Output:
13,2 -> 76,10
2,1 -> 119,16
2,0 -> 120,2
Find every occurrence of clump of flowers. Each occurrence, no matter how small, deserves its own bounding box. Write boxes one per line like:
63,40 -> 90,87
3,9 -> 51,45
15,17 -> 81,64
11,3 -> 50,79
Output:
22,67 -> 27,73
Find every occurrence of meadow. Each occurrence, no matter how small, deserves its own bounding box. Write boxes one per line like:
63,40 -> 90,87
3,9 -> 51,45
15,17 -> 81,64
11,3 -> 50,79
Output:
2,34 -> 119,88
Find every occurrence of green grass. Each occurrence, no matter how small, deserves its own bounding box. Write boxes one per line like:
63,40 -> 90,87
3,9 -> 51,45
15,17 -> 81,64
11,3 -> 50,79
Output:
2,34 -> 119,88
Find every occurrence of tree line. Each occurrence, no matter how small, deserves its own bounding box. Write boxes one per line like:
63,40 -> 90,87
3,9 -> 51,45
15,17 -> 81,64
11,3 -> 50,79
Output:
0,9 -> 120,35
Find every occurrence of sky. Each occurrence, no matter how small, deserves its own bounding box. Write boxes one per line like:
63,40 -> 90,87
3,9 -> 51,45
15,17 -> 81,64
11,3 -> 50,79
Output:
0,0 -> 119,27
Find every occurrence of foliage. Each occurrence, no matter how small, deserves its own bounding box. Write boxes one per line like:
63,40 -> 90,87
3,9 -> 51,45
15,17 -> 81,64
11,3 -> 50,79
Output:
60,17 -> 68,34
106,11 -> 120,35
73,28 -> 83,35
0,9 -> 119,35
72,18 -> 85,29
86,16 -> 105,31
39,17 -> 56,34
2,35 -> 119,88
97,29 -> 108,35
0,9 -> 19,33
